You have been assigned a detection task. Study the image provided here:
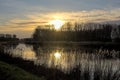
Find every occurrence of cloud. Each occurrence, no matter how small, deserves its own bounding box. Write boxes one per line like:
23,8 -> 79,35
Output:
1,8 -> 120,38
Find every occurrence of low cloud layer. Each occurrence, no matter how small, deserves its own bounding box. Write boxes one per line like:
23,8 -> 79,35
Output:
0,0 -> 120,38
1,8 -> 120,38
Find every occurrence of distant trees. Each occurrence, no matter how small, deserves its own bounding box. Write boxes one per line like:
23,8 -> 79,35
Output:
32,23 -> 120,42
111,25 -> 120,42
0,34 -> 19,42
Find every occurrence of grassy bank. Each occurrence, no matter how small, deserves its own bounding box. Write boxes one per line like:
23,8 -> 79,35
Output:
0,61 -> 45,80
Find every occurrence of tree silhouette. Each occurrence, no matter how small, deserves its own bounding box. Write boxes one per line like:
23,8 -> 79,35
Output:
32,23 -> 119,42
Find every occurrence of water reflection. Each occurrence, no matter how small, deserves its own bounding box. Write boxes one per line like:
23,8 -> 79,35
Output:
4,44 -> 120,74
54,52 -> 61,59
5,44 -> 36,61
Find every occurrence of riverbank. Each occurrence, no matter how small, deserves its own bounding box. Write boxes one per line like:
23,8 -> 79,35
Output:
1,41 -> 120,45
0,52 -> 68,80
24,41 -> 120,50
24,41 -> 120,45
0,61 -> 45,80
1,41 -> 120,50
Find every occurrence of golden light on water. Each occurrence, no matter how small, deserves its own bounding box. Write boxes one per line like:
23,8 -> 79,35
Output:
22,51 -> 36,60
49,19 -> 64,30
54,52 -> 61,59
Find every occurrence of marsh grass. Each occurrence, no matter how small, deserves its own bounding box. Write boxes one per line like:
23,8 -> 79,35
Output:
0,44 -> 120,80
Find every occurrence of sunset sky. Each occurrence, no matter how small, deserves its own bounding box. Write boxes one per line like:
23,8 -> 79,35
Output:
0,0 -> 120,38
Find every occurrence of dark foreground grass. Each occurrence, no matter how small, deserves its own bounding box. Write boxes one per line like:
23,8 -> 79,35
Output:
0,61 -> 45,80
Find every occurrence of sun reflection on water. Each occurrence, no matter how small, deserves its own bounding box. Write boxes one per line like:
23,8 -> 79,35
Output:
54,52 -> 61,59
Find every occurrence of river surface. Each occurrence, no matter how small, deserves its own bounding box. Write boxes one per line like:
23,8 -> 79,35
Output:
3,43 -> 120,79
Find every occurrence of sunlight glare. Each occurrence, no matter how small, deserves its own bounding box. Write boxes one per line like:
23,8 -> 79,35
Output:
50,19 -> 64,30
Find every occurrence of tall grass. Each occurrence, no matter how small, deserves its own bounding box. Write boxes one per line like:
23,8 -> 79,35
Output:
1,44 -> 120,80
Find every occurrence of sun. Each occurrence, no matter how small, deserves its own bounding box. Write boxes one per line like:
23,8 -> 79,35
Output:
50,19 -> 64,30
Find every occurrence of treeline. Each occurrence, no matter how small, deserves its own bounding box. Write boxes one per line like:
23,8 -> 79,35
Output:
0,34 -> 19,42
33,23 -> 120,42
